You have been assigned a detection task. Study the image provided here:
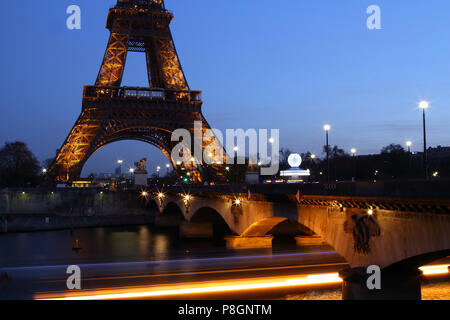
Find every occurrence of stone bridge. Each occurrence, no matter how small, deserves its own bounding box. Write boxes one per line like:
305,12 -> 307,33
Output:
148,183 -> 450,299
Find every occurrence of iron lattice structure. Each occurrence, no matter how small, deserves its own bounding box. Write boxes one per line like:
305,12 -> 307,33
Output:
48,0 -> 225,184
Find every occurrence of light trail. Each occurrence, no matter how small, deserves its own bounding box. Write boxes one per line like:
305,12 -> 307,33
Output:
36,272 -> 343,300
419,264 -> 450,275
35,263 -> 449,300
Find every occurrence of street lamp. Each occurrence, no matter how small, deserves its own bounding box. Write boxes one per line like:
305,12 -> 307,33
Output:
165,163 -> 170,176
406,141 -> 413,179
156,166 -> 161,177
323,125 -> 331,182
419,101 -> 429,179
406,141 -> 412,152
350,148 -> 357,181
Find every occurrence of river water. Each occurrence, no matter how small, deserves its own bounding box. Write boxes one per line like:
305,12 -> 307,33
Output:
1,225 -> 448,300
0,225 -> 323,268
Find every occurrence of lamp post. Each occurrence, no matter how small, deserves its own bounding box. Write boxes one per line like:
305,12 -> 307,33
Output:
419,101 -> 429,180
166,163 -> 170,176
406,141 -> 412,179
350,148 -> 357,181
156,166 -> 161,177
323,125 -> 331,182
117,160 -> 123,176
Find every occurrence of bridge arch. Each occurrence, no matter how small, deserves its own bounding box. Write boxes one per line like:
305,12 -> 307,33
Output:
189,207 -> 233,244
241,217 -> 315,238
162,201 -> 186,221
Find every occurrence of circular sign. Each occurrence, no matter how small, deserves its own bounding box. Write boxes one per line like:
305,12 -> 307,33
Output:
288,153 -> 302,168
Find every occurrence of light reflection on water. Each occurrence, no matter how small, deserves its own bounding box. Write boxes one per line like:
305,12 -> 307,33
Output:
0,226 -> 178,267
0,225 -> 308,268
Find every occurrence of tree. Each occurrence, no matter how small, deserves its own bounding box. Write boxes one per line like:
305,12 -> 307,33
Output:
0,142 -> 41,188
381,144 -> 405,155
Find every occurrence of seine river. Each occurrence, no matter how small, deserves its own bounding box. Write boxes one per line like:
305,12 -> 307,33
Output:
1,225 -> 448,300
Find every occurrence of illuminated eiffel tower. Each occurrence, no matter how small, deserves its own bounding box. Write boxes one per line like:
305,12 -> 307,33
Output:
48,0 -> 224,184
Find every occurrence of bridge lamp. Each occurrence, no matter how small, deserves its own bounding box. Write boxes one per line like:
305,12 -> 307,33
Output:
233,146 -> 239,152
117,160 -> 123,164
234,199 -> 241,206
225,166 -> 230,171
141,191 -> 148,197
310,154 -> 316,160
350,148 -> 357,155
258,162 -> 262,166
184,195 -> 191,201
433,171 -> 439,178
269,137 -> 275,144
129,168 -> 135,173
367,209 -> 374,216
42,168 -> 47,173
158,193 -> 164,199
166,164 -> 170,168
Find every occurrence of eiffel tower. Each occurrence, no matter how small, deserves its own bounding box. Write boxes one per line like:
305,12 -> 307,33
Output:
48,0 -> 225,184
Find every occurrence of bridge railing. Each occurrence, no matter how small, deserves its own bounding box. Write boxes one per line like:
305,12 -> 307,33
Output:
83,86 -> 202,103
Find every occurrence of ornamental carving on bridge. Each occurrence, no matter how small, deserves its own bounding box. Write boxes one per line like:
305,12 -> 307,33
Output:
344,212 -> 381,254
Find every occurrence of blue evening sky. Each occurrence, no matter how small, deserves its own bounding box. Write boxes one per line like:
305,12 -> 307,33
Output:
1,0 -> 449,175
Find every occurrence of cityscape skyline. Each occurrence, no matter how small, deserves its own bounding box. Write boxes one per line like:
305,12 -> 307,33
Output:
1,0 -> 450,175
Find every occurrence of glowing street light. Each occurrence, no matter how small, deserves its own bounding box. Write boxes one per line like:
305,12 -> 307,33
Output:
323,124 -> 331,182
350,148 -> 357,155
117,160 -> 123,165
419,101 -> 429,110
419,101 -> 430,179
129,168 -> 135,174
367,209 -> 374,216
269,137 -> 275,144
406,141 -> 412,151
42,168 -> 47,174
310,154 -> 316,160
